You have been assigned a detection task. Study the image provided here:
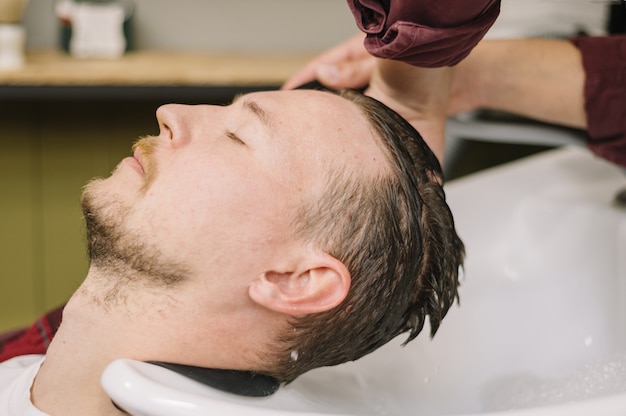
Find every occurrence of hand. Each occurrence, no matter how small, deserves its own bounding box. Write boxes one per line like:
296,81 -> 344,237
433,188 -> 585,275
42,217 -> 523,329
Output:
281,34 -> 374,91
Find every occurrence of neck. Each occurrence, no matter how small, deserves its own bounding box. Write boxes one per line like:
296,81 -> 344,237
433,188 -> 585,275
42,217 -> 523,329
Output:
31,285 -> 129,415
31,266 -> 275,416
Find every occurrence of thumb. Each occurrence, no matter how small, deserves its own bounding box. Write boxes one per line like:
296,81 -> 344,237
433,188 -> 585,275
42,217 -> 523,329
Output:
316,58 -> 375,90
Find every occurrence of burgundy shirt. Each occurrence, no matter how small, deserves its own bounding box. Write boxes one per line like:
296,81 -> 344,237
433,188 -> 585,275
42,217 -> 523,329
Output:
346,2 -> 626,167
571,35 -> 626,167
347,0 -> 500,67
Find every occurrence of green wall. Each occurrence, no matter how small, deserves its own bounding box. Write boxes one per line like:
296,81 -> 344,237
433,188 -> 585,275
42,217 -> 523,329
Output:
0,100 -> 157,331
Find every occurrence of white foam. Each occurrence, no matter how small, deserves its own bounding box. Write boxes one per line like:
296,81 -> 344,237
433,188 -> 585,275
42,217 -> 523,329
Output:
482,352 -> 626,411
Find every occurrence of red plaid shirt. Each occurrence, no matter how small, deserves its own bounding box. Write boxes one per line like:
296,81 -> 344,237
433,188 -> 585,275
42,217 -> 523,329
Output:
0,305 -> 64,362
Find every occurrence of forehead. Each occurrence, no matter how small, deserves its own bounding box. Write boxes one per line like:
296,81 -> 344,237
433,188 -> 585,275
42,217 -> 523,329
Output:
244,89 -> 389,175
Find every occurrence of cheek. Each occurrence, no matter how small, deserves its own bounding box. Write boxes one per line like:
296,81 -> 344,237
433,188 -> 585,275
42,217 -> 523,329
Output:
135,160 -> 291,254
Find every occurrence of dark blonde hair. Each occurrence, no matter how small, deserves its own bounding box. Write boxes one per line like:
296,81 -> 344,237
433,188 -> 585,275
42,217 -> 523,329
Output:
266,90 -> 464,383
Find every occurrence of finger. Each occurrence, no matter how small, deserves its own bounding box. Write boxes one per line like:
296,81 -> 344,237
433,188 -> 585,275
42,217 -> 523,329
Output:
282,49 -> 355,90
282,33 -> 366,90
316,57 -> 376,90
282,45 -> 354,90
282,62 -> 320,90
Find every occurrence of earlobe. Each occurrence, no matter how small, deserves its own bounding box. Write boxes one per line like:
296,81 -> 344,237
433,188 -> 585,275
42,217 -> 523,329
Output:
249,254 -> 351,316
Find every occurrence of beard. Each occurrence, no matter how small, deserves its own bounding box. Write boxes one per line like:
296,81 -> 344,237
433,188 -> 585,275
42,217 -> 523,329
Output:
80,144 -> 189,305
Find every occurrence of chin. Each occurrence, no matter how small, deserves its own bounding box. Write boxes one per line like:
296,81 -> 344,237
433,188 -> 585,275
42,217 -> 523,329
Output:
81,177 -> 132,242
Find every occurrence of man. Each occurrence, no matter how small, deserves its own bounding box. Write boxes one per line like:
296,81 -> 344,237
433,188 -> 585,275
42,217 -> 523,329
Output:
0,88 -> 463,415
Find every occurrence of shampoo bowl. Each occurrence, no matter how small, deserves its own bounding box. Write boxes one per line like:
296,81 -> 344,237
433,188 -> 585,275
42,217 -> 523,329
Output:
102,147 -> 626,416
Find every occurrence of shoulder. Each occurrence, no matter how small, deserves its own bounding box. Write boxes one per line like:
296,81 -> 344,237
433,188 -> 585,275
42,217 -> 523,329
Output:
0,355 -> 47,416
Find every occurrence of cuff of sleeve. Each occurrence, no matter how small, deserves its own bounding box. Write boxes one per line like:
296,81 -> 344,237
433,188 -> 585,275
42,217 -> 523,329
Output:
348,0 -> 499,67
571,35 -> 626,167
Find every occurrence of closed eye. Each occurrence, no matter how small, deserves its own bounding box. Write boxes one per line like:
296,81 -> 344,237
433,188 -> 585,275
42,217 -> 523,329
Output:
225,130 -> 246,146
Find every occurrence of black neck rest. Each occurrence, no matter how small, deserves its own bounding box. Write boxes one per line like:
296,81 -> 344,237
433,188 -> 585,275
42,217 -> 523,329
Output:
147,361 -> 280,397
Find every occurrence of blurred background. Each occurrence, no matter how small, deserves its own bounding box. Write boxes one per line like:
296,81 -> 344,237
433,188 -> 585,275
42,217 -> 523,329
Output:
0,0 -> 618,331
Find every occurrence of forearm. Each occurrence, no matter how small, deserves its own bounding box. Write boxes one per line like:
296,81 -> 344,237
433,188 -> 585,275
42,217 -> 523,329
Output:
459,39 -> 586,129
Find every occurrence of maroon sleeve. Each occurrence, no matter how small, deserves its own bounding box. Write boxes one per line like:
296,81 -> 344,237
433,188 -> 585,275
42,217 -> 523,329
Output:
346,0 -> 500,67
571,35 -> 626,168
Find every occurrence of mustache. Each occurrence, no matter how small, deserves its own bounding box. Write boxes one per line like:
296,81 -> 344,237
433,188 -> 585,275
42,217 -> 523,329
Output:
132,135 -> 160,191
133,135 -> 159,158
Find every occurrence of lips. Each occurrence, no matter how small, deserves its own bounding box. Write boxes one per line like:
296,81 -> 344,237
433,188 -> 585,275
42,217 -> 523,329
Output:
132,148 -> 146,175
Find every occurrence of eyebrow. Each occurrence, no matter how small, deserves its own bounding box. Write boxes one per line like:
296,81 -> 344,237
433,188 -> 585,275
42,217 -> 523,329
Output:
232,94 -> 273,132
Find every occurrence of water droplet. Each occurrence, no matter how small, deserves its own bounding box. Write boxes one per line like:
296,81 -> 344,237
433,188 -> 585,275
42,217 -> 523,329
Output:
290,350 -> 299,361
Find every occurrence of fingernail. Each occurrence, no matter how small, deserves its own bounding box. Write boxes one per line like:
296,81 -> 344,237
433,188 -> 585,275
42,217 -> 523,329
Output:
316,64 -> 340,83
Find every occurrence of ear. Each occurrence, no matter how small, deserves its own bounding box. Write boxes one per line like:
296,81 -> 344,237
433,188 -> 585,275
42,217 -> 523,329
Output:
249,253 -> 351,316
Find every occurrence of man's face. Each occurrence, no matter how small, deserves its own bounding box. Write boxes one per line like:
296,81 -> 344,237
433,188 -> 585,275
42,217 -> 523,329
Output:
82,90 -> 387,293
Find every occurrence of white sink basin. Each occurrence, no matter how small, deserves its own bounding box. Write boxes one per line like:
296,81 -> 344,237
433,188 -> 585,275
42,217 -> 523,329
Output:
103,146 -> 626,416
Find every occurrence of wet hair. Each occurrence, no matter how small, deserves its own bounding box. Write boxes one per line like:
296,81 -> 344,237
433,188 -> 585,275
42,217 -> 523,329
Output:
265,89 -> 465,384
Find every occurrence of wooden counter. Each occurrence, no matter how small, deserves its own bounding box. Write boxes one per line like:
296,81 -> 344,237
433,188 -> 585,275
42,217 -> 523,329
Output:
0,50 -> 314,86
0,50 -> 314,100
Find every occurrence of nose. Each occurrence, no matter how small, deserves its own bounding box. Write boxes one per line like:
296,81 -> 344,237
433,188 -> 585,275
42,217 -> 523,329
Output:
156,104 -> 220,147
156,104 -> 191,146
